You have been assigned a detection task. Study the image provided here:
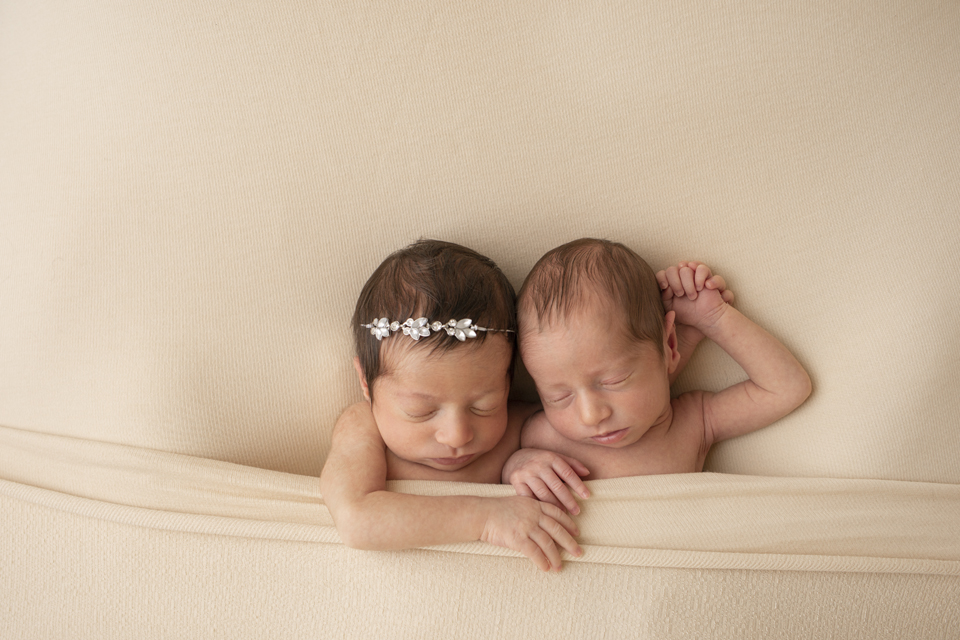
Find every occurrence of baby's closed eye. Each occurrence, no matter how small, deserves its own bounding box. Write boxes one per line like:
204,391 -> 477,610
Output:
601,375 -> 630,388
402,411 -> 436,421
543,393 -> 573,406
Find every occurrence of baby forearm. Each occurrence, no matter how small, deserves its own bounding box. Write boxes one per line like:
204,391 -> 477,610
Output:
702,305 -> 811,406
331,491 -> 488,550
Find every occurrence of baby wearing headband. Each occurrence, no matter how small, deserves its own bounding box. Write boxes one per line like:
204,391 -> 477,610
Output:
502,239 -> 811,512
320,239 -> 583,572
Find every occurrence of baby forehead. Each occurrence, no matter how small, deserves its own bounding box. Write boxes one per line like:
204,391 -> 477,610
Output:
519,319 -> 639,365
374,338 -> 513,399
517,288 -> 628,334
519,306 -> 664,363
379,332 -> 513,370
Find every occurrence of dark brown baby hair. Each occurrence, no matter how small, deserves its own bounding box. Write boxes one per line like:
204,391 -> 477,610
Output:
352,239 -> 517,400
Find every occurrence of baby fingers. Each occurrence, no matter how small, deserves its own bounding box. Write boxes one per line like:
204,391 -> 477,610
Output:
519,536 -> 554,572
704,274 -> 725,291
538,506 -> 583,568
517,536 -> 554,572
489,497 -> 584,572
704,275 -> 735,304
516,509 -> 581,572
524,477 -> 568,512
678,265 -> 698,299
694,263 -> 712,291
513,482 -> 537,501
529,528 -> 564,571
553,455 -> 590,498
662,266 -> 685,298
655,270 -> 673,298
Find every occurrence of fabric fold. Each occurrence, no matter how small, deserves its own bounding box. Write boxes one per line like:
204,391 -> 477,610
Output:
3,424 -> 958,575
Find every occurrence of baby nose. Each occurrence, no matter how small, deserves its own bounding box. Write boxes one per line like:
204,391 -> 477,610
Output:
436,415 -> 475,449
578,392 -> 611,427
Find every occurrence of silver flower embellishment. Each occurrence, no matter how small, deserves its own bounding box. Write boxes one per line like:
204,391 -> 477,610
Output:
444,318 -> 477,342
401,317 -> 431,340
361,316 -> 510,342
367,318 -> 392,340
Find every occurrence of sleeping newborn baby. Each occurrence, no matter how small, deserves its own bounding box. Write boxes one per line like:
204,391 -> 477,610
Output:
502,239 -> 811,511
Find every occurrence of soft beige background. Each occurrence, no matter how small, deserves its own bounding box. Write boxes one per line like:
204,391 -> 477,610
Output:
3,3 -> 960,639
2,1 -> 958,483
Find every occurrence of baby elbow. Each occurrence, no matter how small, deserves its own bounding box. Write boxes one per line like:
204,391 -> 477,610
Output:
337,528 -> 366,550
791,369 -> 813,409
333,509 -> 374,549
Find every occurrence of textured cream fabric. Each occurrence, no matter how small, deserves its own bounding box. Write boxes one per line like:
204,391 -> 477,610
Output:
5,492 -> 958,640
2,1 -> 960,638
4,426 -> 959,575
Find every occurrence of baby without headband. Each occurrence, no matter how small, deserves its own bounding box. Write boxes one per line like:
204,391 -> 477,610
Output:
362,317 -> 515,342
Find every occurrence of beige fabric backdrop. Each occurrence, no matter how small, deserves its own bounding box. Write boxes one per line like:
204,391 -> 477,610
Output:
2,1 -> 959,483
3,2 -> 960,638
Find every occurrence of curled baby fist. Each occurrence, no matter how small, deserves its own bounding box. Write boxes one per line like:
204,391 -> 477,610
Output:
657,261 -> 734,333
503,448 -> 590,515
480,496 -> 583,572
657,261 -> 734,304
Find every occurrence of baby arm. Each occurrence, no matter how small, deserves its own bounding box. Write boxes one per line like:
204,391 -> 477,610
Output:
502,414 -> 591,515
319,402 -> 583,571
661,263 -> 812,446
658,261 -> 735,385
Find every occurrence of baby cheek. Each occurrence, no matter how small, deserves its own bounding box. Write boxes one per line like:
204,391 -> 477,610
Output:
542,405 -> 578,436
485,410 -> 510,442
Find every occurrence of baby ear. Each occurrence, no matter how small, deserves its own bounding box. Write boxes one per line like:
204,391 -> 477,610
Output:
353,356 -> 371,401
662,311 -> 682,374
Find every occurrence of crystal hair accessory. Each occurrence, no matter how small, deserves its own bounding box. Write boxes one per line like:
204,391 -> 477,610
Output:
362,317 -> 515,342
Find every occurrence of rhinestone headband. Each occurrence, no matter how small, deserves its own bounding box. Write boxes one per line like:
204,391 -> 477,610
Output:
362,317 -> 515,342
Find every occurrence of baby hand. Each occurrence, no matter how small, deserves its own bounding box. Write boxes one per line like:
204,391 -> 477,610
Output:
657,261 -> 734,333
480,496 -> 583,572
503,448 -> 590,515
